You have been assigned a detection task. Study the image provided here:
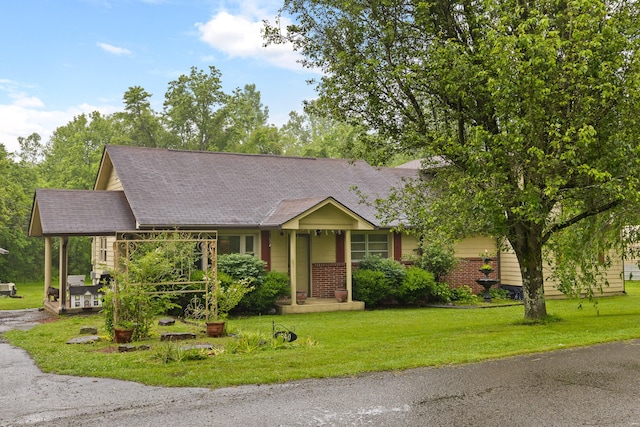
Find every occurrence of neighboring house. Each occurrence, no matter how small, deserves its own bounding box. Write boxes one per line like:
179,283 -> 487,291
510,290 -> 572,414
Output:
28,145 -> 624,314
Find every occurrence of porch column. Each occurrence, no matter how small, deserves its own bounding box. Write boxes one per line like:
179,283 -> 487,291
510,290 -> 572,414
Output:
345,229 -> 353,302
44,236 -> 52,300
289,230 -> 297,305
59,236 -> 68,309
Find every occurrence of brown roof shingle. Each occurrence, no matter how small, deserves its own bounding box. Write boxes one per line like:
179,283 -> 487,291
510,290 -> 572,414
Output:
30,189 -> 136,236
105,145 -> 414,228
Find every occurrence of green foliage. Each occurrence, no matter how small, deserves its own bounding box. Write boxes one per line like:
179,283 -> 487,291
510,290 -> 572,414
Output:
429,282 -> 453,304
217,253 -> 267,285
394,266 -> 435,305
267,0 -> 640,321
450,285 -> 477,305
238,271 -> 290,314
357,255 -> 405,288
102,283 -> 159,341
352,269 -> 392,308
152,342 -> 209,363
413,243 -> 458,282
216,277 -> 254,321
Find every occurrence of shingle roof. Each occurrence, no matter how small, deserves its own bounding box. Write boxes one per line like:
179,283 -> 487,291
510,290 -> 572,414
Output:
30,189 -> 136,236
105,145 -> 415,228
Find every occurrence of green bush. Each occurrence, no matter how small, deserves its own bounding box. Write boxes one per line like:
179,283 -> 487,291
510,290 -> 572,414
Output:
429,281 -> 453,304
450,285 -> 477,305
413,243 -> 458,282
394,267 -> 436,304
358,255 -> 406,288
217,254 -> 266,285
352,269 -> 393,308
237,271 -> 290,314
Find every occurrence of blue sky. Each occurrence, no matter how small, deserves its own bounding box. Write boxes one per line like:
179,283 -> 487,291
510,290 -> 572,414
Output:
0,0 -> 318,154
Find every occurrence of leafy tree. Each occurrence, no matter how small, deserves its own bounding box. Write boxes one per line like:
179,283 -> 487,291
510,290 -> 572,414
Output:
0,145 -> 44,281
266,0 -> 640,320
221,84 -> 274,152
162,66 -> 228,151
41,112 -> 114,190
17,132 -> 43,165
115,86 -> 170,148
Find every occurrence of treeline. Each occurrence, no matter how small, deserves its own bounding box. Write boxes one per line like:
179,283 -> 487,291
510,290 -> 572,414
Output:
0,66 -> 407,283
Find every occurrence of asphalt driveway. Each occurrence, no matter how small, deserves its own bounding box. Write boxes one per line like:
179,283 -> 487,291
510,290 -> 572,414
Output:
2,309 -> 640,426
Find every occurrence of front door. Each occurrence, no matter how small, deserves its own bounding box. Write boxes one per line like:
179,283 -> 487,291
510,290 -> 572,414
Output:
296,234 -> 310,295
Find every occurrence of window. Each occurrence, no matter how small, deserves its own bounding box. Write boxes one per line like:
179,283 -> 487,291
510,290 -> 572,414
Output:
351,233 -> 389,261
99,237 -> 108,262
74,295 -> 80,308
219,235 -> 256,255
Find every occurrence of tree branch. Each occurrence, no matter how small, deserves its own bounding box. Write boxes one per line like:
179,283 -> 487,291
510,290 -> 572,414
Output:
542,199 -> 621,244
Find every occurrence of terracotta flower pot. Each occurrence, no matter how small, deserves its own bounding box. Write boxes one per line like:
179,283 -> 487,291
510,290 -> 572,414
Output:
206,321 -> 225,337
335,288 -> 348,303
296,291 -> 307,305
113,327 -> 133,343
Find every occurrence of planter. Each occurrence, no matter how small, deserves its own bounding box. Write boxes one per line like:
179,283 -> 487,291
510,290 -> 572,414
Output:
335,288 -> 348,303
296,291 -> 307,305
206,321 -> 225,337
113,327 -> 133,343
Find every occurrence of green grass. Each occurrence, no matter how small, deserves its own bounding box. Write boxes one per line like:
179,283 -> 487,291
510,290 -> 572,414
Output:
5,282 -> 640,389
0,281 -> 44,310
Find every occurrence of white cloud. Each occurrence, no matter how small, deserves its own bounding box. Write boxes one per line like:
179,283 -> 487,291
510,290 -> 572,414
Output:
196,11 -> 306,72
97,42 -> 132,55
0,102 -> 120,154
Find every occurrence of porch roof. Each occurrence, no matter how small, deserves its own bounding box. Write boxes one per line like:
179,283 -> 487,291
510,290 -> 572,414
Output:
29,189 -> 136,237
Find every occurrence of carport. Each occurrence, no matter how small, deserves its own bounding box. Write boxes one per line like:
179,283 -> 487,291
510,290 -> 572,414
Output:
28,189 -> 136,314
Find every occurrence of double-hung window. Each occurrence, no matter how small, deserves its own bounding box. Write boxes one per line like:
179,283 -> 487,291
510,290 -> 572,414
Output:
351,233 -> 389,261
219,235 -> 256,255
99,237 -> 108,262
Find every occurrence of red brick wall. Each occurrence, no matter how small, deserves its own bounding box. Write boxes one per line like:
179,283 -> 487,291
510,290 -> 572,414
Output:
442,257 -> 499,294
311,263 -> 347,298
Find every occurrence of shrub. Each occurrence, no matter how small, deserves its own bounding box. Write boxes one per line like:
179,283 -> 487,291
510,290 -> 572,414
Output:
237,271 -> 290,314
429,281 -> 453,304
394,266 -> 436,305
358,255 -> 406,288
217,254 -> 266,285
352,269 -> 392,308
450,285 -> 477,305
413,243 -> 458,282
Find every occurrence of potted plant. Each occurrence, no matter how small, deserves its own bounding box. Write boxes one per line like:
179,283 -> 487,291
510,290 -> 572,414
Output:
206,275 -> 253,337
113,319 -> 134,343
296,290 -> 307,304
334,287 -> 348,303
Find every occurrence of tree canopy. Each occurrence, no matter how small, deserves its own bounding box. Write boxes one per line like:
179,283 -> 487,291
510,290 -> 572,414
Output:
266,0 -> 640,319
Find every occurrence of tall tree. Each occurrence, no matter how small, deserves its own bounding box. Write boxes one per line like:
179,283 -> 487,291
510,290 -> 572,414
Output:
266,0 -> 640,319
0,144 -> 44,281
116,86 -> 169,148
162,66 -> 228,151
41,112 -> 113,189
221,84 -> 271,152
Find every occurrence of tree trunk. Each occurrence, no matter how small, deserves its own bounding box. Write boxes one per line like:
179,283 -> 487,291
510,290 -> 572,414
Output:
510,222 -> 548,320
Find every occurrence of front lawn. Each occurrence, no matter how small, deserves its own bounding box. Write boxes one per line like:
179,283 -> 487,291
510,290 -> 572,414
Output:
0,281 -> 43,310
4,282 -> 640,389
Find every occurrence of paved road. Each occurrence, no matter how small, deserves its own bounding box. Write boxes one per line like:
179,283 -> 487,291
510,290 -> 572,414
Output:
2,309 -> 640,426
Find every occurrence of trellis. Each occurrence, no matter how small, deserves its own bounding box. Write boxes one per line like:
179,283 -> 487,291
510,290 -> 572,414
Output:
113,230 -> 218,325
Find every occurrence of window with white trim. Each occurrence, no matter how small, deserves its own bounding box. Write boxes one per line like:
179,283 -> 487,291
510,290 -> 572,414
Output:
219,235 -> 256,255
99,237 -> 108,262
351,233 -> 389,261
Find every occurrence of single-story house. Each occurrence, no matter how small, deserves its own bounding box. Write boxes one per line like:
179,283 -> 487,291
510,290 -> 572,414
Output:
28,145 -> 625,314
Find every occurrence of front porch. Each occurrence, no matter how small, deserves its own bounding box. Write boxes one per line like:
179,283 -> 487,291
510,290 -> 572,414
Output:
276,298 -> 365,314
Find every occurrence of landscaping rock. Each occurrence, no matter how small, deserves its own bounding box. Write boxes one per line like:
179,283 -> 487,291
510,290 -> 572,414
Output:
80,326 -> 98,334
158,318 -> 175,326
161,332 -> 196,341
67,335 -> 100,344
118,345 -> 150,353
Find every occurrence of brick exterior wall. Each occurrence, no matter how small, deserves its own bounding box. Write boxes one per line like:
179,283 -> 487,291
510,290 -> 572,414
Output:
442,257 -> 499,294
311,262 -> 347,298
